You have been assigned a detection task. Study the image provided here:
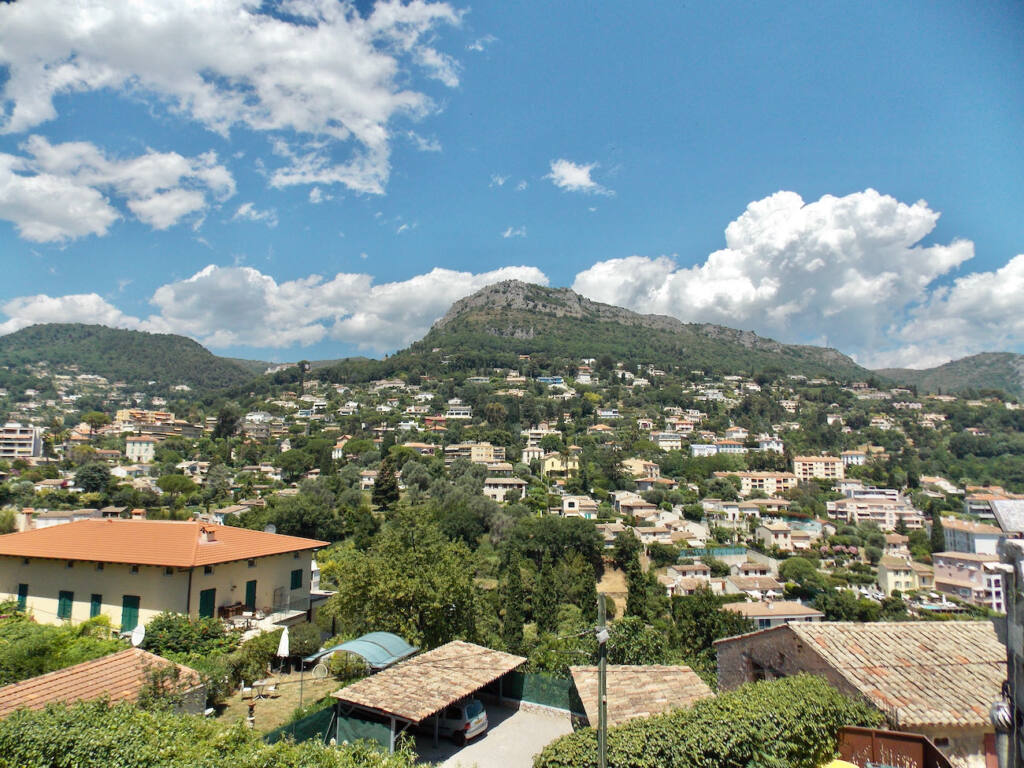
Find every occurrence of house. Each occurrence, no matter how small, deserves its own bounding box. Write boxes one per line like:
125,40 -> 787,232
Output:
721,599 -> 823,629
621,458 -> 660,479
941,517 -> 1002,555
715,471 -> 798,497
756,522 -> 793,552
714,621 -> 1005,768
651,432 -> 682,451
569,665 -> 713,728
877,555 -> 932,596
715,439 -> 747,455
689,443 -> 718,457
883,533 -> 909,557
636,476 -> 677,492
481,477 -> 527,503
758,436 -> 784,453
541,451 -> 579,478
16,508 -> 100,532
562,495 -> 599,519
840,450 -> 866,466
444,442 -> 505,467
792,455 -> 845,481
0,520 -> 327,630
359,469 -> 377,490
932,551 -> 1006,612
724,575 -> 783,600
521,445 -> 544,463
0,647 -> 205,718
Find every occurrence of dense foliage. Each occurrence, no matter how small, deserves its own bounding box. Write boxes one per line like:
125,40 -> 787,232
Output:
0,610 -> 124,686
0,700 -> 418,768
0,323 -> 253,394
533,674 -> 883,768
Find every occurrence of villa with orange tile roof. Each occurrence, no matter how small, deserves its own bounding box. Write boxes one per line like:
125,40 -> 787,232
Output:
0,519 -> 327,631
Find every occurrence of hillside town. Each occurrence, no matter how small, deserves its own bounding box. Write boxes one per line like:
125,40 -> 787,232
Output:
1,351 -> 1023,768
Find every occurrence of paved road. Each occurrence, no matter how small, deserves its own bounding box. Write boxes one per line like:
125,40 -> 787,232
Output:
414,704 -> 573,768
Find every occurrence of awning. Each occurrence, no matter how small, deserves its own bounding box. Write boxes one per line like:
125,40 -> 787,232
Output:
303,631 -> 418,669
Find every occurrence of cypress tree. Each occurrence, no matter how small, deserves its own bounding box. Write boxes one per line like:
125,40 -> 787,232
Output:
534,556 -> 560,635
500,553 -> 525,652
930,514 -> 945,553
372,456 -> 400,510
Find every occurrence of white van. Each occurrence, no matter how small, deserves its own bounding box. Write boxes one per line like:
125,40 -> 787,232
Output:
433,698 -> 487,745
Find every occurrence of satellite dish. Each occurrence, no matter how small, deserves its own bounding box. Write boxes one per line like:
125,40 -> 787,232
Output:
264,524 -> 277,534
130,623 -> 146,647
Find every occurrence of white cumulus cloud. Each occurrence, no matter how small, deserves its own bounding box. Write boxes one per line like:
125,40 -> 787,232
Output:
545,158 -> 612,195
572,189 -> 991,368
232,202 -> 278,227
0,0 -> 462,196
0,263 -> 550,352
0,136 -> 233,241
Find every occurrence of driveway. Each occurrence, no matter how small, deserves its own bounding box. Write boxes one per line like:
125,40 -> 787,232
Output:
414,704 -> 573,768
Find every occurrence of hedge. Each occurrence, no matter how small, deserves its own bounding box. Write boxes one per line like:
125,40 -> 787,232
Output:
533,675 -> 883,768
0,700 -> 417,768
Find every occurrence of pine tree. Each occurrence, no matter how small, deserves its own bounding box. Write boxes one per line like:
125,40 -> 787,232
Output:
500,553 -> 525,652
372,456 -> 400,510
930,514 -> 945,553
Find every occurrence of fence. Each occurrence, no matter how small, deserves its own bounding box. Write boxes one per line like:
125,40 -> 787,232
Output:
491,671 -> 585,715
677,546 -> 747,558
263,706 -> 392,749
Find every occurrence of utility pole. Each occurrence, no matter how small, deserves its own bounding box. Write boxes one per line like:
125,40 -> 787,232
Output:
596,593 -> 608,768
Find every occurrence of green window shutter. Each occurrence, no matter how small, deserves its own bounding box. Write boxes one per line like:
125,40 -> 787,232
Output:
290,569 -> 302,590
244,580 -> 257,611
198,588 -> 216,619
90,594 -> 102,618
17,584 -> 28,611
57,590 -> 74,620
121,595 -> 140,631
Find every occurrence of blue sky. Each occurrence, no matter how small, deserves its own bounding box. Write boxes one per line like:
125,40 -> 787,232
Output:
1,0 -> 1022,368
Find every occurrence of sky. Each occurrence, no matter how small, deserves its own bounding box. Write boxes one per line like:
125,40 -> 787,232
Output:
1,0 -> 1023,369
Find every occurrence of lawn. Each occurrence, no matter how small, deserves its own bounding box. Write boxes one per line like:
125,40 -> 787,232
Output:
217,669 -> 345,734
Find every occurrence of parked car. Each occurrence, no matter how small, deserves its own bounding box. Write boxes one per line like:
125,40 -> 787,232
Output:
431,698 -> 488,745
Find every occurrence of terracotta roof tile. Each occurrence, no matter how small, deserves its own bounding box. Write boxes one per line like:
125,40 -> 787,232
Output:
569,665 -> 713,727
787,621 -> 1005,729
332,641 -> 525,723
0,519 -> 327,567
0,648 -> 201,718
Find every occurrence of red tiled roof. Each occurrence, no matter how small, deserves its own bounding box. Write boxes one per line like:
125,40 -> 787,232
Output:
0,648 -> 201,718
0,519 -> 328,567
570,665 -> 713,726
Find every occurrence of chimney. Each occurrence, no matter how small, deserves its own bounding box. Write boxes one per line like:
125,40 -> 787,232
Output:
200,526 -> 216,543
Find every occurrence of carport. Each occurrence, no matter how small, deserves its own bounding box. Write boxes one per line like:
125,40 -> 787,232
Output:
331,640 -> 526,752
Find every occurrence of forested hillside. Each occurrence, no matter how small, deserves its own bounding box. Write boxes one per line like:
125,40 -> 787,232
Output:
881,352 -> 1024,398
0,324 -> 254,393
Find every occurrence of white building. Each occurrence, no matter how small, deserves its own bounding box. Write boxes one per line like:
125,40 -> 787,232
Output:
125,435 -> 158,464
0,422 -> 43,460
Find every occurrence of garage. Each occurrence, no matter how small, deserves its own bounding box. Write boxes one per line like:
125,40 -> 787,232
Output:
331,640 -> 526,753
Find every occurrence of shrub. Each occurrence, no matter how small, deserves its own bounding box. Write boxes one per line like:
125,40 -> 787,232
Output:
142,612 -> 240,657
0,700 -> 418,768
533,675 -> 883,768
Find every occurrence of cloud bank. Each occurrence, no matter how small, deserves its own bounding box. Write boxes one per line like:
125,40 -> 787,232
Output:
0,0 -> 462,198
1,189 -> 1020,368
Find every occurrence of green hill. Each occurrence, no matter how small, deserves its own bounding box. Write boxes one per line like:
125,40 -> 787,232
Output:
321,280 -> 874,383
878,352 -> 1024,398
0,324 -> 254,392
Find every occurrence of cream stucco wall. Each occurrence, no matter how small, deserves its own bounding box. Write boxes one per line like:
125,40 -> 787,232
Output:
1,549 -> 314,630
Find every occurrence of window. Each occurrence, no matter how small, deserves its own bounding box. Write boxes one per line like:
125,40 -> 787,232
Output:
165,567 -> 174,576
66,561 -> 74,569
57,590 -> 73,620
247,559 -> 256,568
204,565 -> 214,575
17,583 -> 27,611
290,569 -> 302,590
121,595 -> 140,631
90,594 -> 102,618
130,565 -> 139,574
96,562 -> 104,571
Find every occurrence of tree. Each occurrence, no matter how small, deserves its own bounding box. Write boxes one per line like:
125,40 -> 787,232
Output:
612,530 -> 642,571
534,556 -> 560,634
930,514 -> 945,553
606,616 -> 669,665
319,509 -> 477,648
625,558 -> 647,619
211,404 -> 241,440
203,464 -> 233,510
500,553 -> 525,652
75,462 -> 111,494
372,456 -> 400,510
81,411 -> 110,436
157,474 -> 198,504
646,542 -> 680,568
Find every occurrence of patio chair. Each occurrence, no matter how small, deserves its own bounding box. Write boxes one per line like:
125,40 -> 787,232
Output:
263,681 -> 278,697
240,682 -> 253,700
